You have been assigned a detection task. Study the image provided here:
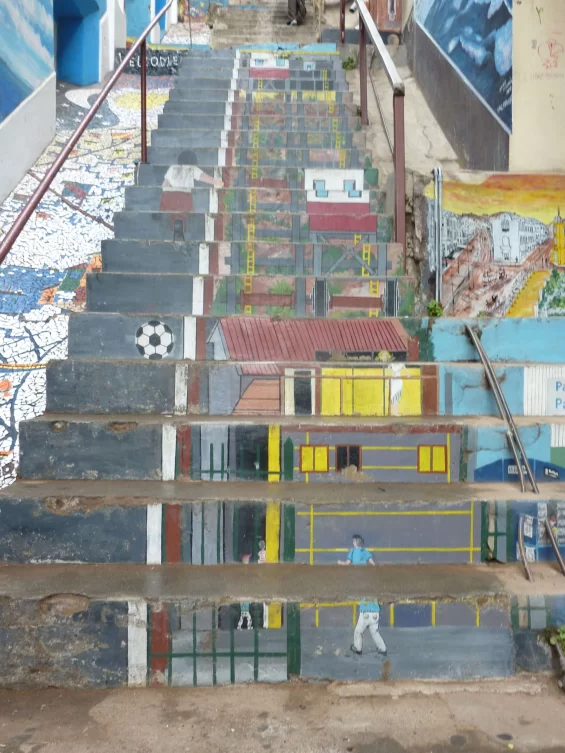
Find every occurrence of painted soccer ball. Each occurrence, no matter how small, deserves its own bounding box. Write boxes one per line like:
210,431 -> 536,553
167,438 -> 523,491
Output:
135,320 -> 174,360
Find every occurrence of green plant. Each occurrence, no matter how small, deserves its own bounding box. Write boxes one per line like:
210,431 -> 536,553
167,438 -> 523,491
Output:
548,626 -> 565,652
342,56 -> 357,71
427,299 -> 443,318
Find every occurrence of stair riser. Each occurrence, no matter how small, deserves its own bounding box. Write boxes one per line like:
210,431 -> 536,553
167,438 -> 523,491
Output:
150,130 -> 363,149
86,272 -> 411,316
4,593 -> 556,688
177,68 -> 346,81
66,314 -> 565,364
168,89 -> 353,103
172,79 -> 350,92
124,187 -> 380,213
113,211 -> 391,245
101,238 -> 395,274
135,164 -> 379,189
18,420 -> 562,485
163,100 -> 359,116
0,495 -> 512,565
101,239 -> 396,277
158,114 -> 361,131
147,147 -> 371,168
45,360 -> 561,420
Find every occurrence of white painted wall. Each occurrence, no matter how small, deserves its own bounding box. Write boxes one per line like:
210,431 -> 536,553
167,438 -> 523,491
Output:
0,74 -> 56,205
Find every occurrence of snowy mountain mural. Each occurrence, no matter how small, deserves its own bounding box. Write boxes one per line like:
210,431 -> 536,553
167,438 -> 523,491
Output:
415,0 -> 512,132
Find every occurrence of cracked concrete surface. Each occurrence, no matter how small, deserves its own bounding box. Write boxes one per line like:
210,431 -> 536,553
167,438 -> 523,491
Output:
1,678 -> 565,753
346,60 -> 461,183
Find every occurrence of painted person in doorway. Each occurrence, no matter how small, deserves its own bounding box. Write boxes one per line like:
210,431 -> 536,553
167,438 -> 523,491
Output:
238,554 -> 253,629
287,0 -> 306,26
160,149 -> 223,240
338,534 -> 375,566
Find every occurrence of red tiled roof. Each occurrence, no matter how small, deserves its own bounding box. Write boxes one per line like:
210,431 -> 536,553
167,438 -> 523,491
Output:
220,318 -> 409,361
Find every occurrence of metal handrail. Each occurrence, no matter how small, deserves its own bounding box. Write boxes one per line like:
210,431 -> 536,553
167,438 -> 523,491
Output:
339,0 -> 406,265
545,519 -> 565,577
465,325 -> 539,494
518,515 -> 534,582
0,0 -> 174,266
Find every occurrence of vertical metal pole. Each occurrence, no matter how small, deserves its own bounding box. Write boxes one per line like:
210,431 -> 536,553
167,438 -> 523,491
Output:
359,21 -> 368,126
141,39 -> 148,163
393,92 -> 406,268
340,0 -> 346,45
433,168 -> 439,301
437,167 -> 443,303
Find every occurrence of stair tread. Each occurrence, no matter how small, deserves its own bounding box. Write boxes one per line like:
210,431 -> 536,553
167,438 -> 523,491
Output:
3,478 -> 564,505
2,562 -> 562,602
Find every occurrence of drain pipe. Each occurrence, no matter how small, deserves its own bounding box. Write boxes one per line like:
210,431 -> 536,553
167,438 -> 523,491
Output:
432,167 -> 444,304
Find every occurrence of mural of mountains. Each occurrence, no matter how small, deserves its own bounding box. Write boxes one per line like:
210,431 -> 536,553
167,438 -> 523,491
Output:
0,56 -> 33,124
418,0 -> 513,131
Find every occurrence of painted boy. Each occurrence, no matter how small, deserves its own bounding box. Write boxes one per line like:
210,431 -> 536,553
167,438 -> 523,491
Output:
159,149 -> 223,239
337,535 -> 387,656
338,534 -> 375,566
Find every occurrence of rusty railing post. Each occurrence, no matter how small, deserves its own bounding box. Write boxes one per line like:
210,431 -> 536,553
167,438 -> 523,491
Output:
359,20 -> 368,126
340,0 -> 346,45
141,39 -> 148,163
393,91 -> 406,267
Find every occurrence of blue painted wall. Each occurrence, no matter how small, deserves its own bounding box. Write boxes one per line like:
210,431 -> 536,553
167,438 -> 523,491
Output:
55,0 -> 107,86
0,0 -> 55,123
127,0 -> 150,39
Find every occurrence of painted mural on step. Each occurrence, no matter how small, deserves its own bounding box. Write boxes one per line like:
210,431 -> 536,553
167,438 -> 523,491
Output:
415,0 -> 512,132
425,174 -> 565,317
0,0 -> 54,123
3,593 -> 563,687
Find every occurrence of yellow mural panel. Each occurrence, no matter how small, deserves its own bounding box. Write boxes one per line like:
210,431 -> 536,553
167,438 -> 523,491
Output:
321,367 -> 422,416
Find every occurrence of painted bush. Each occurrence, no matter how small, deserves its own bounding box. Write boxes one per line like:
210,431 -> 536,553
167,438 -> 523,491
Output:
0,0 -> 54,123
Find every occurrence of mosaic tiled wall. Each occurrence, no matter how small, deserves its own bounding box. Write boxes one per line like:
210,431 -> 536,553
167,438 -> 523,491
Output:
0,76 -> 172,487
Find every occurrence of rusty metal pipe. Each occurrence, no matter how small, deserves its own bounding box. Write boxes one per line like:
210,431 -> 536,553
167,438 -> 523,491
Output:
393,92 -> 406,261
0,0 -> 173,266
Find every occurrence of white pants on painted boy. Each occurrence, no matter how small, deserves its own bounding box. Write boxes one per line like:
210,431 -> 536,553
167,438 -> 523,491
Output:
354,612 -> 387,653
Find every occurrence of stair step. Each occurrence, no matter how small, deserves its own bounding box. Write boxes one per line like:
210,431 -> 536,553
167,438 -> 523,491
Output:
0,562 -> 562,687
150,130 -> 364,150
168,89 -> 353,104
124,186 -> 383,214
43,358 -> 544,419
65,313 -> 565,364
85,271 -> 412,316
112,210 -> 391,244
170,79 -> 349,93
158,113 -> 361,131
17,413 -> 562,484
147,146 -> 371,168
2,484 -> 562,566
101,239 -> 397,276
163,100 -> 360,116
135,164 -> 380,189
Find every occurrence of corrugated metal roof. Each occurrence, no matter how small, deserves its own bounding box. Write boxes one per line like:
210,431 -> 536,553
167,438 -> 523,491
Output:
219,318 -> 408,361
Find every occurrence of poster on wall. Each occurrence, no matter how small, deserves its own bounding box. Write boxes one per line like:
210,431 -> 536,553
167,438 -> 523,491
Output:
0,0 -> 54,123
415,0 -> 512,132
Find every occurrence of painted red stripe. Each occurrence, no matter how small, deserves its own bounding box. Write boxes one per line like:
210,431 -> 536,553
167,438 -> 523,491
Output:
165,504 -> 182,563
177,426 -> 191,477
307,201 -> 371,216
196,318 -> 207,360
309,214 -> 377,232
150,606 -> 169,686
250,69 -> 290,79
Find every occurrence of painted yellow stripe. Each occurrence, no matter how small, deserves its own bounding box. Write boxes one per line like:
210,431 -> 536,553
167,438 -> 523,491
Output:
476,606 -> 481,627
266,502 -> 280,562
297,510 -> 472,517
268,425 -> 280,482
267,602 -> 282,628
389,604 -> 395,627
296,547 -> 482,553
309,504 -> 314,565
301,601 -> 359,608
446,433 -> 451,483
469,501 -> 474,564
431,601 -> 436,626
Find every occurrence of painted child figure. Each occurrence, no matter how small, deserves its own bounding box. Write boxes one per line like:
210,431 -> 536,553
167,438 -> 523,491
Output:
338,535 -> 387,656
338,534 -> 376,566
258,539 -> 267,564
238,554 -> 253,630
159,149 -> 223,241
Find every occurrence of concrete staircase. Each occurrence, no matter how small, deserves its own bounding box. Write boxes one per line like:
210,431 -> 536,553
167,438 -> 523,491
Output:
1,46 -> 565,689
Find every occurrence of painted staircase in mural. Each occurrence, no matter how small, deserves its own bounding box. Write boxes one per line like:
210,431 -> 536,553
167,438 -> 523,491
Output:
2,46 -> 565,689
